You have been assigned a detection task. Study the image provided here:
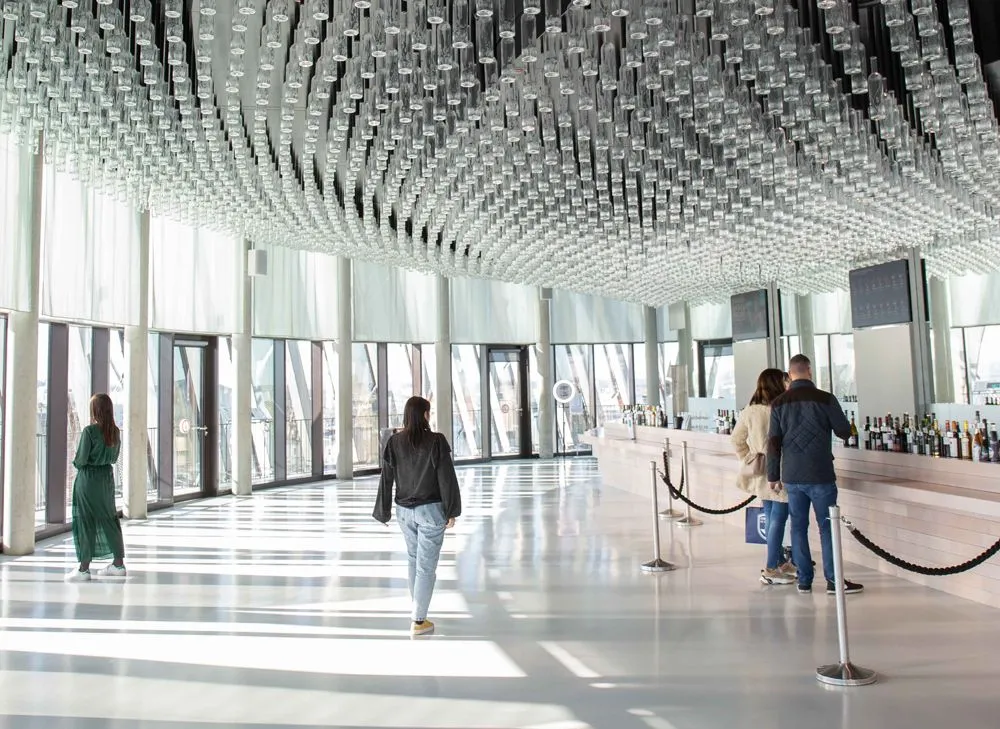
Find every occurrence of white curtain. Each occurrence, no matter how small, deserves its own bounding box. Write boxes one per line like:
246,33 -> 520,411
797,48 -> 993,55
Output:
150,215 -> 238,334
949,272 -> 1000,328
812,290 -> 852,334
656,305 -> 679,342
550,290 -> 644,343
253,243 -> 340,340
40,165 -> 140,325
352,259 -> 438,342
0,135 -> 34,312
689,301 -> 733,340
450,277 -> 539,344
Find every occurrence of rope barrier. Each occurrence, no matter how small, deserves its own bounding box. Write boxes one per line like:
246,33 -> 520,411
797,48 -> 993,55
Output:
842,517 -> 1000,576
658,467 -> 757,515
659,452 -> 684,495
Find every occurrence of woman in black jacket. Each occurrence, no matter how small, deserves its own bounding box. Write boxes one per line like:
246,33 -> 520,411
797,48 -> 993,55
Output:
373,396 -> 462,636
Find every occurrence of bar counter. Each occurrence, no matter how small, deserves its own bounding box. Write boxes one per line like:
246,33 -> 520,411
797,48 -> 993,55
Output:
585,423 -> 1000,609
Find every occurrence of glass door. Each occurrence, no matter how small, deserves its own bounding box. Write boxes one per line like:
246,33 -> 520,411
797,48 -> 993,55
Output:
173,344 -> 207,497
487,347 -> 530,458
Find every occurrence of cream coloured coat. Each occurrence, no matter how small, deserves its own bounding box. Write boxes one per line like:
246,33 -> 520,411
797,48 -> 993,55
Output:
730,403 -> 786,503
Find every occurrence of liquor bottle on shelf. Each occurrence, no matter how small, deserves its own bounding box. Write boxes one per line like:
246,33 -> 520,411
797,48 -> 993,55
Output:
882,414 -> 894,452
959,421 -> 972,460
863,416 -> 872,450
848,412 -> 859,448
974,420 -> 986,462
991,425 -> 1000,463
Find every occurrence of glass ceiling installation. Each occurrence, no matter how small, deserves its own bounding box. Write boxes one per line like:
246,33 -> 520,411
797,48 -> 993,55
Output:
1,0 -> 998,304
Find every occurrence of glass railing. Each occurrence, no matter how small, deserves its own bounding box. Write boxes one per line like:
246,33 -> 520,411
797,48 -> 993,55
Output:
353,413 -> 380,467
251,417 -> 274,482
322,416 -> 337,474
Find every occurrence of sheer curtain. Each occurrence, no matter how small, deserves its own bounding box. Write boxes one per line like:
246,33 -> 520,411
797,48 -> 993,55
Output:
0,134 -> 34,312
550,290 -> 644,343
253,243 -> 340,340
352,259 -> 438,342
450,277 -> 539,344
149,215 -> 238,334
40,165 -> 139,325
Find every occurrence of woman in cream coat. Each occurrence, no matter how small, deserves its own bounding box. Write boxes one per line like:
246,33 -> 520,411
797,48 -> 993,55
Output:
731,368 -> 796,585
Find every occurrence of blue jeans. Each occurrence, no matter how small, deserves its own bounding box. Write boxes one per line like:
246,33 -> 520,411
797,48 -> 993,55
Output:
397,502 -> 447,622
785,483 -> 838,587
761,499 -> 789,571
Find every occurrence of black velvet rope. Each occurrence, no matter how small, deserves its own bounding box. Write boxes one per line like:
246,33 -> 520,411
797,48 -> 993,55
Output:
658,462 -> 757,515
660,449 -> 684,494
845,521 -> 1000,577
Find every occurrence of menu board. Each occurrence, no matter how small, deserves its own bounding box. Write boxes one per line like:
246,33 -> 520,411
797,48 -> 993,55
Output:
849,259 -> 912,329
730,289 -> 769,341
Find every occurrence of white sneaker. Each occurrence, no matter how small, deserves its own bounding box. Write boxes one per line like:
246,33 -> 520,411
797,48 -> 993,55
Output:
98,564 -> 127,580
66,569 -> 92,583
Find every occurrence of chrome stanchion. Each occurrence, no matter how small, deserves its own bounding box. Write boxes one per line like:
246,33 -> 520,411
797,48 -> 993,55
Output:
675,441 -> 703,528
816,505 -> 877,687
659,437 -> 682,520
641,460 -> 677,573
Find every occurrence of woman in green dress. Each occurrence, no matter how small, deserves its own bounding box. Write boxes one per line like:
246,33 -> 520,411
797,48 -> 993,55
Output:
67,393 -> 127,582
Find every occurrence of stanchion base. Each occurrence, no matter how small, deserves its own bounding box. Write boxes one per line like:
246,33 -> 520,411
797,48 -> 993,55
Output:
676,517 -> 703,527
816,662 -> 878,687
659,509 -> 683,520
641,558 -> 677,573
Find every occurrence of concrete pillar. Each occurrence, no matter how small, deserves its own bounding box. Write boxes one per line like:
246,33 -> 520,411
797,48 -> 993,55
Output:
2,147 -> 42,555
928,276 -> 954,404
336,257 -> 354,479
232,240 -> 253,496
538,290 -> 554,458
643,305 -> 660,408
435,275 -> 454,444
795,294 -> 816,366
124,212 -> 150,519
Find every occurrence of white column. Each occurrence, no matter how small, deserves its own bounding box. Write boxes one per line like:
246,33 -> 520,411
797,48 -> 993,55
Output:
336,256 -> 354,480
676,303 -> 694,407
435,275 -> 453,444
2,147 -> 43,555
124,211 -> 150,520
232,240 -> 253,496
538,289 -> 554,458
643,305 -> 660,409
795,294 -> 816,366
928,276 -> 954,404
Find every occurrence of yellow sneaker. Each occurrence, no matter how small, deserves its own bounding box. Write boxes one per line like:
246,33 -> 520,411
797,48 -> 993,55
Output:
411,620 -> 435,636
778,561 -> 798,578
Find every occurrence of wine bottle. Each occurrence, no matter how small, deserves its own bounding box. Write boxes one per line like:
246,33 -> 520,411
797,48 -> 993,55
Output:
849,412 -> 859,448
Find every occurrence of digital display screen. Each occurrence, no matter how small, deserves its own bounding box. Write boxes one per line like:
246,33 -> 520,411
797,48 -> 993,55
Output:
731,289 -> 769,342
849,259 -> 913,329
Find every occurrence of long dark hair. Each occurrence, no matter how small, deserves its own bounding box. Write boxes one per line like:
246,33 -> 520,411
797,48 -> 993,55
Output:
402,396 -> 432,448
749,368 -> 787,407
90,393 -> 120,447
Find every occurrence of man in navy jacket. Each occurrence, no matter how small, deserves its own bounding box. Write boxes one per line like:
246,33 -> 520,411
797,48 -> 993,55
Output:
767,354 -> 864,595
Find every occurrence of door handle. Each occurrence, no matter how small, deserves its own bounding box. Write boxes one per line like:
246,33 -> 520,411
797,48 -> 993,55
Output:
193,426 -> 208,433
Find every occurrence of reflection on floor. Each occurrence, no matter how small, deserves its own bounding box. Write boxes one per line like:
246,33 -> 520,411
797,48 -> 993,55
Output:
2,458 -> 1000,729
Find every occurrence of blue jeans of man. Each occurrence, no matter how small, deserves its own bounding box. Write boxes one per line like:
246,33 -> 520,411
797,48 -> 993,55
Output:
784,483 -> 838,587
761,499 -> 789,571
396,502 -> 447,622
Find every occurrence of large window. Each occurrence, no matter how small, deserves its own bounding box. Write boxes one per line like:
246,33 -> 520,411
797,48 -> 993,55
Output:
322,342 -> 338,474
659,342 -> 681,414
35,323 -> 49,527
66,326 -> 93,515
422,345 -> 438,431
286,340 -> 313,477
0,315 -> 5,535
146,332 -> 159,501
251,338 -> 275,483
452,345 -> 482,459
386,343 -> 414,428
218,338 -> 235,490
830,334 -> 856,401
957,326 -> 1000,405
109,330 -> 126,507
554,344 -> 593,454
698,340 -> 735,400
594,344 -> 633,425
352,343 -> 379,467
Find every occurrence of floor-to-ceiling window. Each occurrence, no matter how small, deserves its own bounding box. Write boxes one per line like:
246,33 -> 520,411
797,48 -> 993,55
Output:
594,343 -> 634,425
386,343 -> 414,428
251,338 -> 275,483
352,343 -> 379,467
0,315 -> 6,534
659,341 -> 681,414
554,344 -> 594,454
697,340 -> 736,400
452,345 -> 482,459
421,344 -> 438,431
286,340 -> 313,477
109,330 -> 126,507
529,346 -> 542,453
322,342 -> 338,474
147,332 -> 160,501
218,338 -> 234,491
65,325 -> 93,515
35,323 -> 49,527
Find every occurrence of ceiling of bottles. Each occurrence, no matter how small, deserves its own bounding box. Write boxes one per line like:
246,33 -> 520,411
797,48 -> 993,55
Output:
3,0 -> 1000,305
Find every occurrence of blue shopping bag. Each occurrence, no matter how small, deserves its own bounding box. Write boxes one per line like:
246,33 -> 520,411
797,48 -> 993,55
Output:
745,505 -> 767,545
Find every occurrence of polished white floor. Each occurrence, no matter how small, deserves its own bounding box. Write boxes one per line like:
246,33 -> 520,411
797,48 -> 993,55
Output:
2,459 -> 999,729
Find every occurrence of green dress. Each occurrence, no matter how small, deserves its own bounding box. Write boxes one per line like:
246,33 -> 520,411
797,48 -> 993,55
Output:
71,424 -> 125,564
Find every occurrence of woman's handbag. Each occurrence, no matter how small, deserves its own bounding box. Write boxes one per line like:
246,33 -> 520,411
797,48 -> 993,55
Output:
740,452 -> 766,478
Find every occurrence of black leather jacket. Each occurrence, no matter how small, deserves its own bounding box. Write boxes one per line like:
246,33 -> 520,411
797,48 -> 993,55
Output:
373,431 -> 462,524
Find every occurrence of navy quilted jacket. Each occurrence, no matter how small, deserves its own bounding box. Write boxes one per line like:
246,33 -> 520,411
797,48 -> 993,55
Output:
766,380 -> 852,485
